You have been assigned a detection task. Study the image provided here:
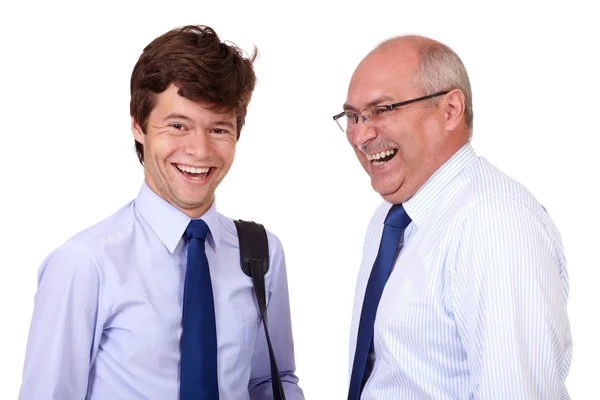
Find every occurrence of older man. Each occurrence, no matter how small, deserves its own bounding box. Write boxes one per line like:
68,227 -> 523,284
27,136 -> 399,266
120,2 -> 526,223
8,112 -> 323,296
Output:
334,36 -> 571,399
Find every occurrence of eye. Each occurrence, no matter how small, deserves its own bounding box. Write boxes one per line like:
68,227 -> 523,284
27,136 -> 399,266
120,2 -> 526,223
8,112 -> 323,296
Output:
345,112 -> 359,124
211,128 -> 231,135
374,106 -> 391,116
170,123 -> 185,130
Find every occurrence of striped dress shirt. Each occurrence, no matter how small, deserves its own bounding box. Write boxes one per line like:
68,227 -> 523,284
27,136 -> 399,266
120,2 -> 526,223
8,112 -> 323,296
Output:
349,143 -> 572,399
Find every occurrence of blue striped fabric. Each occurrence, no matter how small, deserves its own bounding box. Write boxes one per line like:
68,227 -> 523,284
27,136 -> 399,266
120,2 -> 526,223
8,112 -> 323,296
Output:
349,144 -> 572,399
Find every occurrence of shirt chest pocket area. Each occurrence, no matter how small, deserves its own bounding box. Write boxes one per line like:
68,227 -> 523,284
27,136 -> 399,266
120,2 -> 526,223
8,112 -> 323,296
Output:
100,294 -> 184,369
215,284 -> 262,349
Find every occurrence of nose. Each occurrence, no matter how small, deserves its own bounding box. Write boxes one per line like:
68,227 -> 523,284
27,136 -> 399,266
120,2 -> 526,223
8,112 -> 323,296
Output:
183,131 -> 211,157
348,119 -> 377,148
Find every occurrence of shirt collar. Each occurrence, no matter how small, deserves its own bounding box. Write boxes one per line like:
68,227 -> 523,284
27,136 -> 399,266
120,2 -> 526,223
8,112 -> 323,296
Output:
403,143 -> 478,226
134,182 -> 222,254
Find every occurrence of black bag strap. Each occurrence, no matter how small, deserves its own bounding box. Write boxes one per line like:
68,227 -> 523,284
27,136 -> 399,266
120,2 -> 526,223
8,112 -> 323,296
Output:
234,219 -> 286,400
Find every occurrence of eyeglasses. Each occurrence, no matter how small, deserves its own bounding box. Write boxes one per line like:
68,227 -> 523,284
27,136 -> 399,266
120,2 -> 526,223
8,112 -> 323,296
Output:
332,90 -> 450,132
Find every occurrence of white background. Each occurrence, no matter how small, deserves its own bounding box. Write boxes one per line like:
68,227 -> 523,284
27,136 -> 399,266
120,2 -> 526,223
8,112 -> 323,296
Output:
1,0 -> 598,398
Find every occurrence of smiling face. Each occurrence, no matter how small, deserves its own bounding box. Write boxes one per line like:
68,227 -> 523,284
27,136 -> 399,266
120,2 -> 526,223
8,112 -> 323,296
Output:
132,84 -> 237,218
345,38 -> 467,204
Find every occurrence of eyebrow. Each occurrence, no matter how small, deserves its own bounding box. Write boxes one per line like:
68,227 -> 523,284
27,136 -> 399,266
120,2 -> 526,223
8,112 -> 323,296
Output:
343,95 -> 395,112
163,113 -> 194,123
212,120 -> 236,130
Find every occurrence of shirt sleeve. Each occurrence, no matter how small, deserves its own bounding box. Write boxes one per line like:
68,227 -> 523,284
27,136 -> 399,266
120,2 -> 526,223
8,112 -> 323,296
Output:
248,233 -> 304,400
450,198 -> 572,399
19,242 -> 103,400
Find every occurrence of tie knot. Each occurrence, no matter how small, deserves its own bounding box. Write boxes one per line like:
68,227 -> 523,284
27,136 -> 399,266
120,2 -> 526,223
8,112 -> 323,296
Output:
184,219 -> 209,242
384,204 -> 411,229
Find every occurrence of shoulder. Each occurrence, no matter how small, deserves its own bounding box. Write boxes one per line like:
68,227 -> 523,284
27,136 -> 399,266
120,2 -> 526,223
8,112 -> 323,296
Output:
439,157 -> 564,258
453,162 -> 564,261
444,157 -> 560,236
41,201 -> 136,277
66,200 -> 136,249
460,196 -> 560,243
459,157 -> 545,215
37,240 -> 101,288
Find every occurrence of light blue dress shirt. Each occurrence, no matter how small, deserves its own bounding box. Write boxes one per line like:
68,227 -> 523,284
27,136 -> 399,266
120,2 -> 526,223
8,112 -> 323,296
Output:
20,183 -> 304,400
350,144 -> 572,399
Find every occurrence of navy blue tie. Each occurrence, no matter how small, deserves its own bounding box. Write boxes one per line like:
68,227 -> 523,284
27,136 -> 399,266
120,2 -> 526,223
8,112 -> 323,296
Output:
180,219 -> 219,400
348,204 -> 412,399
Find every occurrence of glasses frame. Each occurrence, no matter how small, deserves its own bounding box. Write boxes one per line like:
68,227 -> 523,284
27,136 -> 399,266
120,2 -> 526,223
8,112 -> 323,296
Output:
332,90 -> 450,132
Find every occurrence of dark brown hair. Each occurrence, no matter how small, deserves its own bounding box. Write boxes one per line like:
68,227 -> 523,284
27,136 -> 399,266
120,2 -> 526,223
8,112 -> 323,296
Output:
130,25 -> 257,164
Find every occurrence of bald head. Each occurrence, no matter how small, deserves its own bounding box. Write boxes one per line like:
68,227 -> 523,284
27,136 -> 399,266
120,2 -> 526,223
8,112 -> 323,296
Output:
372,35 -> 435,63
348,37 -> 423,111
362,36 -> 425,69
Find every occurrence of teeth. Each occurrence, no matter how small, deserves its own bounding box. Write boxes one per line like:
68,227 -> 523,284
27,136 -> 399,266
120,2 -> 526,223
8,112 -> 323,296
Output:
177,165 -> 210,174
365,149 -> 396,161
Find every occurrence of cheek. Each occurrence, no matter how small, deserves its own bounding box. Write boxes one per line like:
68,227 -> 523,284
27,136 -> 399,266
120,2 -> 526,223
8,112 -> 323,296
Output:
346,132 -> 353,145
152,137 -> 181,161
215,140 -> 237,166
419,113 -> 445,141
395,122 -> 425,149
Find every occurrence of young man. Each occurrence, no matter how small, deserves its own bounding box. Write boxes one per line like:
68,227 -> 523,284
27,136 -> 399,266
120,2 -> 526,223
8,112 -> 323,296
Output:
20,25 -> 303,400
334,35 -> 571,399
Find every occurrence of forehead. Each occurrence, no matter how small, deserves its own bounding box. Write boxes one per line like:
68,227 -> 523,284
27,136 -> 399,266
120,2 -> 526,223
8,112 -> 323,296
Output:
152,84 -> 236,121
346,44 -> 420,109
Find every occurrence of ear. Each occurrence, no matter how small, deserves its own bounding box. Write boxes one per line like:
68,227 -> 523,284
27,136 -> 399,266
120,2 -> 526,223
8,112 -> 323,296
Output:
443,89 -> 465,133
131,117 -> 145,145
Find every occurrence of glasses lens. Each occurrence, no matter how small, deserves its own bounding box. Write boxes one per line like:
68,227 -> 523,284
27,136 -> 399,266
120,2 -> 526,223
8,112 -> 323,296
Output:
343,114 -> 359,132
334,114 -> 349,132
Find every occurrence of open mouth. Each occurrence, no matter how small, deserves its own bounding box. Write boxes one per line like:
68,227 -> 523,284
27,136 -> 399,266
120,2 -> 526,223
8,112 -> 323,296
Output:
366,149 -> 397,166
175,164 -> 215,180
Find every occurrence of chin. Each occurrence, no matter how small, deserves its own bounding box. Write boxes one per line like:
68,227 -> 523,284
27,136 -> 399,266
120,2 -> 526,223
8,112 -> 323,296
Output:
374,183 -> 408,204
379,192 -> 398,204
372,179 -> 398,197
384,188 -> 415,205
